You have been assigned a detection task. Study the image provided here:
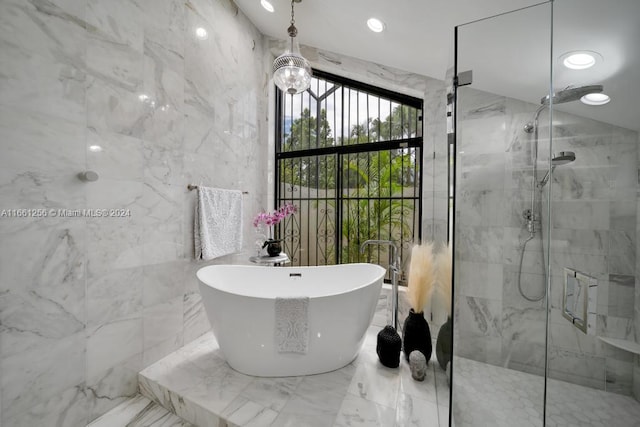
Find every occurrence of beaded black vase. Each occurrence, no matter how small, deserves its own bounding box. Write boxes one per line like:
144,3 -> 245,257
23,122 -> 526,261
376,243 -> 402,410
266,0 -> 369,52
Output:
376,325 -> 401,368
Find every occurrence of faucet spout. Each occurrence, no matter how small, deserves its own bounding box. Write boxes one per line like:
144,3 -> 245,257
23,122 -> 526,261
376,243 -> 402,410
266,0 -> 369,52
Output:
360,239 -> 398,264
359,239 -> 400,329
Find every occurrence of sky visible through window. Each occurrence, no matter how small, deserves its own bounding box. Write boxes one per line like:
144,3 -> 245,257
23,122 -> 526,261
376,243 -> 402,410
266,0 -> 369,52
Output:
283,77 -> 398,145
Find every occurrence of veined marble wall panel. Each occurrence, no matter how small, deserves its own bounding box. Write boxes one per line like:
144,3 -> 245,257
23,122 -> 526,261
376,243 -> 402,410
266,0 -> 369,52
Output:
0,0 -> 268,424
457,261 -> 503,300
0,0 -> 88,124
0,1 -> 90,423
0,226 -> 87,422
456,225 -> 504,264
424,76 -> 449,243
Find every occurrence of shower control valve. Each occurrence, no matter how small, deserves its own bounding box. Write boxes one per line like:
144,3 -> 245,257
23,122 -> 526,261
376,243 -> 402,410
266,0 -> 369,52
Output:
522,209 -> 538,234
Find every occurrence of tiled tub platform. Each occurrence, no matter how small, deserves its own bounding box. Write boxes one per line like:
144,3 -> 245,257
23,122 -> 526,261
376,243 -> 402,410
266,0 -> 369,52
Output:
137,326 -> 449,427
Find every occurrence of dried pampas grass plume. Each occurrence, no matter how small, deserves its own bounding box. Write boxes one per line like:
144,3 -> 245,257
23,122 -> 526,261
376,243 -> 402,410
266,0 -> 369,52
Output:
407,242 -> 435,313
435,243 -> 452,316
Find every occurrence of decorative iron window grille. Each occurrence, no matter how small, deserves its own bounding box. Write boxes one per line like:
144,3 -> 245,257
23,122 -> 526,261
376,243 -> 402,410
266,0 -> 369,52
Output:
275,69 -> 423,281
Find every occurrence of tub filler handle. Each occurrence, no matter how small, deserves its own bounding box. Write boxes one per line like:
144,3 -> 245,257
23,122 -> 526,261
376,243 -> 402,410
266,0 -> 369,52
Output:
289,273 -> 302,278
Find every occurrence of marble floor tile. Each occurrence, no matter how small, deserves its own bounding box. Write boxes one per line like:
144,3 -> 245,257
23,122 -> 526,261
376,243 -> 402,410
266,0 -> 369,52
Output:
452,357 -> 544,427
334,393 -> 396,427
88,394 -> 194,427
221,396 -> 279,427
398,357 -> 439,405
275,374 -> 350,424
395,393 -> 440,427
347,360 -> 400,408
186,367 -> 254,414
452,357 -> 640,427
240,376 -> 303,412
269,411 -> 336,427
437,405 -> 449,427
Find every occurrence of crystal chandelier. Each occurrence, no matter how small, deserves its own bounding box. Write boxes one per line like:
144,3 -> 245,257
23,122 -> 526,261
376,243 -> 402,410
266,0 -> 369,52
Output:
272,0 -> 311,95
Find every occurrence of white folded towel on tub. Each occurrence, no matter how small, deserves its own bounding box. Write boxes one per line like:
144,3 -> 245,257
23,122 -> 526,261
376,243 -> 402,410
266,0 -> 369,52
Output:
275,297 -> 309,354
194,186 -> 243,260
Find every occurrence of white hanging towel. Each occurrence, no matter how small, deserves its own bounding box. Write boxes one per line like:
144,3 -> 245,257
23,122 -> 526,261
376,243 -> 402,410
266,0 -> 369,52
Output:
194,186 -> 243,260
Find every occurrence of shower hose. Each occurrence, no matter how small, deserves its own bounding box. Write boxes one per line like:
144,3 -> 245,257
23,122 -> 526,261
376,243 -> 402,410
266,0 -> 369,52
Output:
517,220 -> 546,302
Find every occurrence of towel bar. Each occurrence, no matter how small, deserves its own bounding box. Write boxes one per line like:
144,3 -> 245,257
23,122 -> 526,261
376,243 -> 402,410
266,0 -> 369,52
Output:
188,184 -> 248,194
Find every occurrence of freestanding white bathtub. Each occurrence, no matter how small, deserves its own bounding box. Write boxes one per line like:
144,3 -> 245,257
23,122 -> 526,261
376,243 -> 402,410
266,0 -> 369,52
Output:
196,263 -> 386,377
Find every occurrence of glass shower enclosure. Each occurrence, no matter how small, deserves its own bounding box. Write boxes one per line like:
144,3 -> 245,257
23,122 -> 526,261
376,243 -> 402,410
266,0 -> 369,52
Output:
450,1 -> 640,425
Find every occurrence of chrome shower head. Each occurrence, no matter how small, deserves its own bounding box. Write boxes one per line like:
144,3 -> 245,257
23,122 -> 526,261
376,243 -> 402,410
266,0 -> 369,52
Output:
539,151 -> 576,188
551,151 -> 576,166
540,85 -> 603,105
524,85 -> 604,133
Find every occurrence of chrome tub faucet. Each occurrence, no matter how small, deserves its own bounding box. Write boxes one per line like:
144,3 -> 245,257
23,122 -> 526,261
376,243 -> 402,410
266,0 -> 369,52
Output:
360,239 -> 400,329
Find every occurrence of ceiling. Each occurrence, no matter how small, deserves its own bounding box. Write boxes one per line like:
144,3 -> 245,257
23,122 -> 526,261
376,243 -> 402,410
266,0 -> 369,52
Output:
235,0 -> 640,131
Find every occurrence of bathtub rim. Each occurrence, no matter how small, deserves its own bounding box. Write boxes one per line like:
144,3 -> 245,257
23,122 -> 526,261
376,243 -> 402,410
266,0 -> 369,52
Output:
196,262 -> 387,300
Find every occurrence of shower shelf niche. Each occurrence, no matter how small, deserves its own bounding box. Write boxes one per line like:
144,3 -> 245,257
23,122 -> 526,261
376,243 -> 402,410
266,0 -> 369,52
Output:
598,337 -> 640,355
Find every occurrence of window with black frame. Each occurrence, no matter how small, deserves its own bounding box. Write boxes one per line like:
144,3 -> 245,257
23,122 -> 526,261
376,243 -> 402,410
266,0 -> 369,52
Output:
275,70 -> 423,281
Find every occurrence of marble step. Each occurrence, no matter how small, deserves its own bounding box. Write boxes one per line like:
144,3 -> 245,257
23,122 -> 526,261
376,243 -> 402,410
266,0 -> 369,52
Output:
138,329 -> 448,427
137,333 -> 274,427
87,394 -> 195,427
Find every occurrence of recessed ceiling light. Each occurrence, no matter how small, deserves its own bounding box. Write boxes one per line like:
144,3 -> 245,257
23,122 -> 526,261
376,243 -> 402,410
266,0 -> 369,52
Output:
88,145 -> 103,152
580,93 -> 610,106
261,0 -> 274,13
367,18 -> 385,33
195,27 -> 208,40
565,53 -> 595,69
560,50 -> 602,70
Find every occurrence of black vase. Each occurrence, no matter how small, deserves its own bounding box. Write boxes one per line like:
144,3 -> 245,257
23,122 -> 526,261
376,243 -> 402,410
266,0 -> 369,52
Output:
436,316 -> 452,370
376,325 -> 401,368
402,309 -> 432,362
263,239 -> 282,257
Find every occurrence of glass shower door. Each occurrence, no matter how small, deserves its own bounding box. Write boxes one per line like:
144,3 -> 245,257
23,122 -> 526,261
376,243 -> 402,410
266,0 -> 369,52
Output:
545,0 -> 640,425
451,3 -> 553,426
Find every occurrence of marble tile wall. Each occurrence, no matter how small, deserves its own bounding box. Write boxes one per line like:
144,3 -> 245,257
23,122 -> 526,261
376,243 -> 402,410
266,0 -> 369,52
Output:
0,0 -> 269,425
454,87 -> 639,396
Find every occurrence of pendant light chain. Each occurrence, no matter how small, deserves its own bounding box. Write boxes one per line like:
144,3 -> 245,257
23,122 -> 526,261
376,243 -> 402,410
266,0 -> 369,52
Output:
291,0 -> 295,27
287,0 -> 298,38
